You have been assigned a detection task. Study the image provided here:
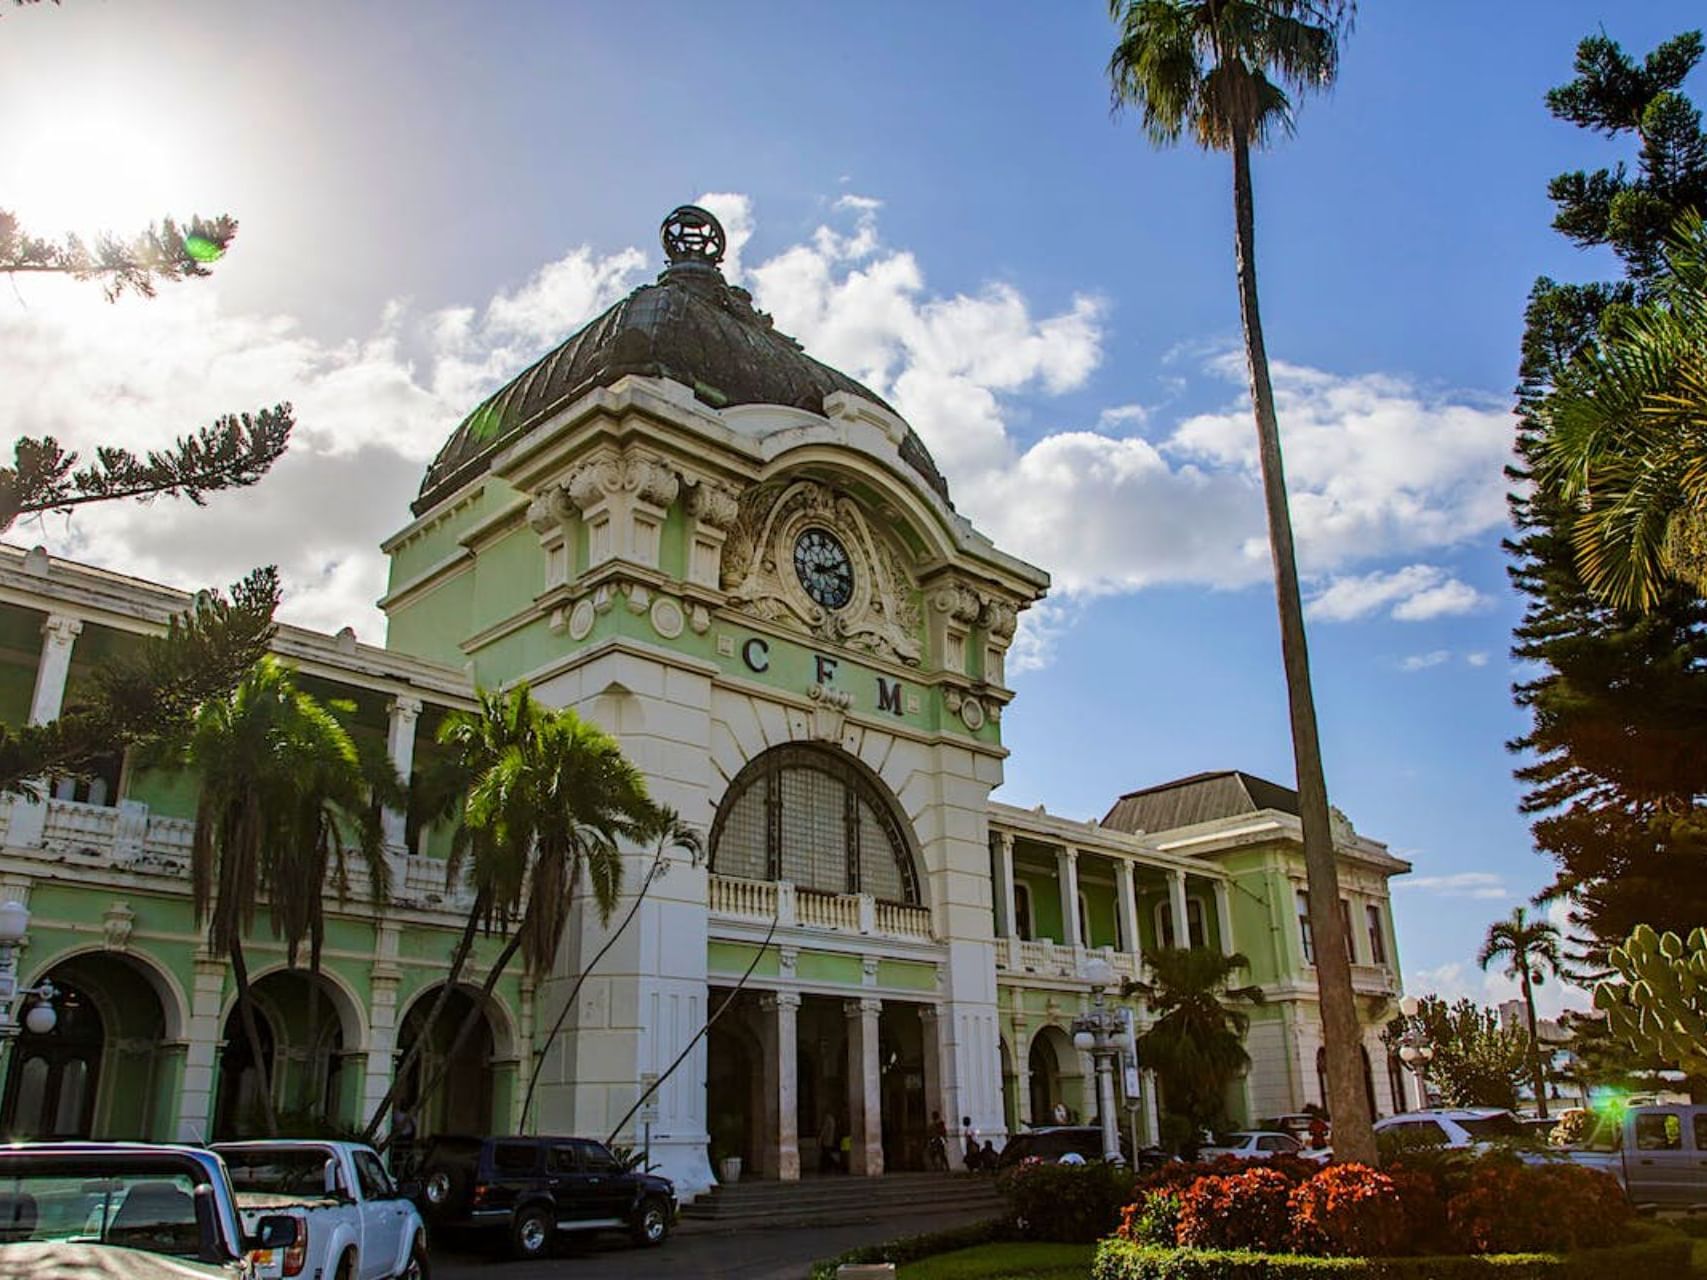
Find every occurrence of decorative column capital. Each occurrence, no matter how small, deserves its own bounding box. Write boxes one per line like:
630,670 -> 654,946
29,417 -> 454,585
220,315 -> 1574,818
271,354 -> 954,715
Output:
1061,846 -> 1079,866
997,830 -> 1015,855
760,991 -> 801,1014
41,615 -> 83,647
845,997 -> 884,1020
388,694 -> 423,723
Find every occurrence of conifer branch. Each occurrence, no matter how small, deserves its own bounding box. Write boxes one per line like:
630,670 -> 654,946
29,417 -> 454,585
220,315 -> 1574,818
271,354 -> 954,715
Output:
0,209 -> 237,300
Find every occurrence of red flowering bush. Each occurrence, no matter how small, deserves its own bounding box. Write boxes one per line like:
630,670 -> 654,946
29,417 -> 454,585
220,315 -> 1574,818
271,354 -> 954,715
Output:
997,1156 -> 1136,1242
1445,1154 -> 1632,1254
1286,1162 -> 1408,1257
1174,1166 -> 1293,1252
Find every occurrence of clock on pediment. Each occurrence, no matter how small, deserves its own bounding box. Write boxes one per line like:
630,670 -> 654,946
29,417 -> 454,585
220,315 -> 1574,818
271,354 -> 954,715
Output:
722,480 -> 923,666
793,527 -> 855,611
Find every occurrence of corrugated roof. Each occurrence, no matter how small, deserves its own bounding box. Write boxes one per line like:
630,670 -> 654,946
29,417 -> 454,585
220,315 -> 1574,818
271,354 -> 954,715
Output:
1101,770 -> 1300,834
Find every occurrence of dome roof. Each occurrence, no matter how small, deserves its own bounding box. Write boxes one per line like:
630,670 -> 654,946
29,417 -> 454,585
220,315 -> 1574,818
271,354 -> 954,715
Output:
415,206 -> 950,514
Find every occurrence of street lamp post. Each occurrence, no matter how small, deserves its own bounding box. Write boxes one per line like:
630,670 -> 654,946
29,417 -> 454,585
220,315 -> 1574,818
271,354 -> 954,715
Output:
0,900 -> 58,1079
1072,957 -> 1125,1164
1395,995 -> 1433,1112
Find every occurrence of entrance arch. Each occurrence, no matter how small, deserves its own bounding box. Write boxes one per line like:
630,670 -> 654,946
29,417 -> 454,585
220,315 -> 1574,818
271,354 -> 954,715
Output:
394,983 -> 513,1138
1,951 -> 177,1140
214,967 -> 365,1138
1027,1025 -> 1081,1126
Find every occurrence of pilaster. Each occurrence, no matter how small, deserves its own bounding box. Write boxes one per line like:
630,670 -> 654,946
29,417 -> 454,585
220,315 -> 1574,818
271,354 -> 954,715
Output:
1168,869 -> 1190,951
759,991 -> 801,1181
845,997 -> 884,1176
1058,847 -> 1081,949
383,696 -> 423,851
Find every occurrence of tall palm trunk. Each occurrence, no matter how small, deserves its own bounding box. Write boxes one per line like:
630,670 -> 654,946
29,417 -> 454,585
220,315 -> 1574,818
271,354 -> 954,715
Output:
382,925 -> 527,1152
1231,132 -> 1375,1165
1520,968 -> 1548,1120
361,887 -> 489,1143
228,936 -> 279,1137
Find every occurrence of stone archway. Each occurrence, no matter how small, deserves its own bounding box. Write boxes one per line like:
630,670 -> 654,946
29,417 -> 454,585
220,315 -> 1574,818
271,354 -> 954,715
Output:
214,967 -> 365,1138
1,950 -> 176,1141
1027,1025 -> 1081,1126
394,983 -> 513,1139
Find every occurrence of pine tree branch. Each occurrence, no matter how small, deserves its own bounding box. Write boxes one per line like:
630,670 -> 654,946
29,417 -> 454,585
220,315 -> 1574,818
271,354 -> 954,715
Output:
0,566 -> 281,796
0,209 -> 237,300
0,406 -> 293,532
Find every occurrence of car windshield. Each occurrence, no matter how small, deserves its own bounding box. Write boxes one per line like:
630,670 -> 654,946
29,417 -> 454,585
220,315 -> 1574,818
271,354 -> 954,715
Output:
0,1159 -> 212,1260
1458,1114 -> 1526,1140
220,1147 -> 333,1197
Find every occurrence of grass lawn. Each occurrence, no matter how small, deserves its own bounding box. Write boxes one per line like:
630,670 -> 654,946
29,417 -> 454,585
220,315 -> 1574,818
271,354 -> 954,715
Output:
896,1242 -> 1095,1280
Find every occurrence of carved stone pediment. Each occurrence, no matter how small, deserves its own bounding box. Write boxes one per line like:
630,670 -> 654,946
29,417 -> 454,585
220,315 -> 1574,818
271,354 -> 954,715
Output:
721,480 -> 923,666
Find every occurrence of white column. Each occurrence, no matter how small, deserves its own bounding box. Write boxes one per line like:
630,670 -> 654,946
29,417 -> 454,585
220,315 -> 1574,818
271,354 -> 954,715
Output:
176,952 -> 227,1142
1143,1068 -> 1162,1146
1058,847 -> 1082,950
1212,880 -> 1235,957
1116,860 -> 1142,962
846,998 -> 884,1176
760,992 -> 800,1181
992,831 -> 1017,940
29,614 -> 82,725
1168,868 -> 1191,950
382,696 -> 422,851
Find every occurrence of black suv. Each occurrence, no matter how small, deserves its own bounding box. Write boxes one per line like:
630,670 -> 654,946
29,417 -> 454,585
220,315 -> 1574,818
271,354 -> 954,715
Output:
416,1135 -> 676,1260
995,1126 -> 1169,1171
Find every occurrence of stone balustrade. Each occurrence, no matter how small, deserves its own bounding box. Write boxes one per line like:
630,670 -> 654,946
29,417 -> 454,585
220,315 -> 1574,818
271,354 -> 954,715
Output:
997,937 -> 1141,984
5,793 -> 474,914
708,873 -> 935,942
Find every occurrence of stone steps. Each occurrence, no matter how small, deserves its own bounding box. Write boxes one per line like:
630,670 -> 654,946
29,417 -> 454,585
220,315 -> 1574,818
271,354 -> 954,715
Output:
684,1172 -> 1005,1231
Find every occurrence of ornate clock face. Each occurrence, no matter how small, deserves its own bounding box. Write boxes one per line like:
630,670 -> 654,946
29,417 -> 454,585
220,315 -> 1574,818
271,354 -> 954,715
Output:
793,527 -> 855,610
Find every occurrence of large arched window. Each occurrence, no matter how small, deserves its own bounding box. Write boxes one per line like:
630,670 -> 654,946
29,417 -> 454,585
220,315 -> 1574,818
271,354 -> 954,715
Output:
710,744 -> 921,904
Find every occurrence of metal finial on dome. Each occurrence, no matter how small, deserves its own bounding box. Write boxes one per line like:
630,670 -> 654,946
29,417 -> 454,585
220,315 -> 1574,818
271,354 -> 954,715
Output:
661,205 -> 726,267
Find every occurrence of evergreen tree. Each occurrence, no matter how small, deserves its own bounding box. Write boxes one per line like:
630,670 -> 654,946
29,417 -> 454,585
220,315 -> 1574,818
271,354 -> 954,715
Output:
0,208 -> 238,301
1508,29 -> 1707,968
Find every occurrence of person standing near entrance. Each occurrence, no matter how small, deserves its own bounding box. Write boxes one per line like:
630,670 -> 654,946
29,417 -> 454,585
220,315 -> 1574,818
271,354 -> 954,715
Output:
961,1116 -> 977,1169
926,1111 -> 948,1171
818,1111 -> 840,1173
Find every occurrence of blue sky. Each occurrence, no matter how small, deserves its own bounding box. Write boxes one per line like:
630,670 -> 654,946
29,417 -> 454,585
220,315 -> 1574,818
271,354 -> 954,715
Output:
3,1 -> 1702,1011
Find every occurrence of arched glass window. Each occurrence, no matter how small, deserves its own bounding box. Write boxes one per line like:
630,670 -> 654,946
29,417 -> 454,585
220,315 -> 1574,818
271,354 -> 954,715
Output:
710,744 -> 921,904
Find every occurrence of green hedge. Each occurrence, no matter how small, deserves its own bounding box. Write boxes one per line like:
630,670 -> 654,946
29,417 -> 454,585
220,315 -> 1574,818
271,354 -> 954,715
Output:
808,1218 -> 1013,1280
1090,1227 -> 1690,1280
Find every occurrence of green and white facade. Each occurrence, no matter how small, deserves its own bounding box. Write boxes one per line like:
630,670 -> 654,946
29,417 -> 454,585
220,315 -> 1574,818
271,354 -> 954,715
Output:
0,208 -> 1412,1196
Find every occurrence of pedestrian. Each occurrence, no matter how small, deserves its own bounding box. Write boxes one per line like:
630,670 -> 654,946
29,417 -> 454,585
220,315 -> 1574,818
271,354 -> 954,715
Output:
961,1115 -> 977,1168
979,1140 -> 997,1174
927,1110 -> 948,1171
1308,1113 -> 1329,1151
1051,1101 -> 1069,1126
390,1109 -> 417,1180
819,1111 -> 840,1173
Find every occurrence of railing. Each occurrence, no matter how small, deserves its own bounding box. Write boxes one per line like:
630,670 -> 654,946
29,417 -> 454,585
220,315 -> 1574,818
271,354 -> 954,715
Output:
1351,962 -> 1397,996
707,875 -> 935,942
798,889 -> 860,932
4,794 -> 475,914
874,900 -> 932,940
998,938 -> 1143,983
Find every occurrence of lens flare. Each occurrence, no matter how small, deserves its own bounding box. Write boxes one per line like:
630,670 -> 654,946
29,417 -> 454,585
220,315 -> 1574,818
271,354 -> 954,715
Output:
183,235 -> 224,264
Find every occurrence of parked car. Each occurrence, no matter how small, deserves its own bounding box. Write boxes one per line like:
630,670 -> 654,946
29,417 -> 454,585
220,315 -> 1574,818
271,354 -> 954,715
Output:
414,1135 -> 675,1261
994,1126 -> 1168,1171
1557,1102 -> 1707,1208
1374,1108 -> 1532,1151
0,1141 -> 297,1278
214,1139 -> 429,1280
1196,1130 -> 1304,1161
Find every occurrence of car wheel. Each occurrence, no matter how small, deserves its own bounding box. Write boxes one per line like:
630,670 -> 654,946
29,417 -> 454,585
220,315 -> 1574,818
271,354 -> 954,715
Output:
510,1206 -> 553,1260
399,1234 -> 431,1280
335,1251 -> 356,1280
630,1196 -> 670,1248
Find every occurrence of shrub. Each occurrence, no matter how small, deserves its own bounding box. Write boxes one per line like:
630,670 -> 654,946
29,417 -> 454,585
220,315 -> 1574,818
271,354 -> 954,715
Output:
1287,1163 -> 1408,1258
1175,1166 -> 1293,1253
1444,1154 -> 1631,1254
999,1157 -> 1137,1242
1119,1190 -> 1181,1246
1381,1165 -> 1447,1256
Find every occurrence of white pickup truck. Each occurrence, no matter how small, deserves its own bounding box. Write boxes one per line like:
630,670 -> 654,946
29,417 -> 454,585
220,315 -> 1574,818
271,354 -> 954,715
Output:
1558,1102 -> 1707,1208
212,1140 -> 428,1280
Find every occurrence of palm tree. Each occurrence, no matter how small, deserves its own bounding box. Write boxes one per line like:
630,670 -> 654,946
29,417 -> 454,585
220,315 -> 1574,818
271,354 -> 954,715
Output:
1539,212 -> 1707,611
363,686 -> 655,1141
1478,907 -> 1565,1119
1124,946 -> 1265,1145
1107,0 -> 1373,1162
165,657 -> 390,1136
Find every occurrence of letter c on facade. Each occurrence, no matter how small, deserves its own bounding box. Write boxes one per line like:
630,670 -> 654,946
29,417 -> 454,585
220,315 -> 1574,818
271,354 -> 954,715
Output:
742,637 -> 770,673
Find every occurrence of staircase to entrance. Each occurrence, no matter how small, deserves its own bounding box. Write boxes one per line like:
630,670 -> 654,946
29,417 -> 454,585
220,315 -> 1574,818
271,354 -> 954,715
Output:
683,1172 -> 1005,1231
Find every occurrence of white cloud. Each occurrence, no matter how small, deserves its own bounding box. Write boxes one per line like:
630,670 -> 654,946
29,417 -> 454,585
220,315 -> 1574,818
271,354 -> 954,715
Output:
1407,959 -> 1589,1021
1466,651 -> 1491,667
1394,872 -> 1510,899
1400,650 -> 1452,672
0,195 -> 1518,662
1308,565 -> 1488,624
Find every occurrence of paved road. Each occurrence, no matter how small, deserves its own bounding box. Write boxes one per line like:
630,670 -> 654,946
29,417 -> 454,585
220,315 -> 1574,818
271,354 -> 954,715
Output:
434,1204 -> 994,1280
